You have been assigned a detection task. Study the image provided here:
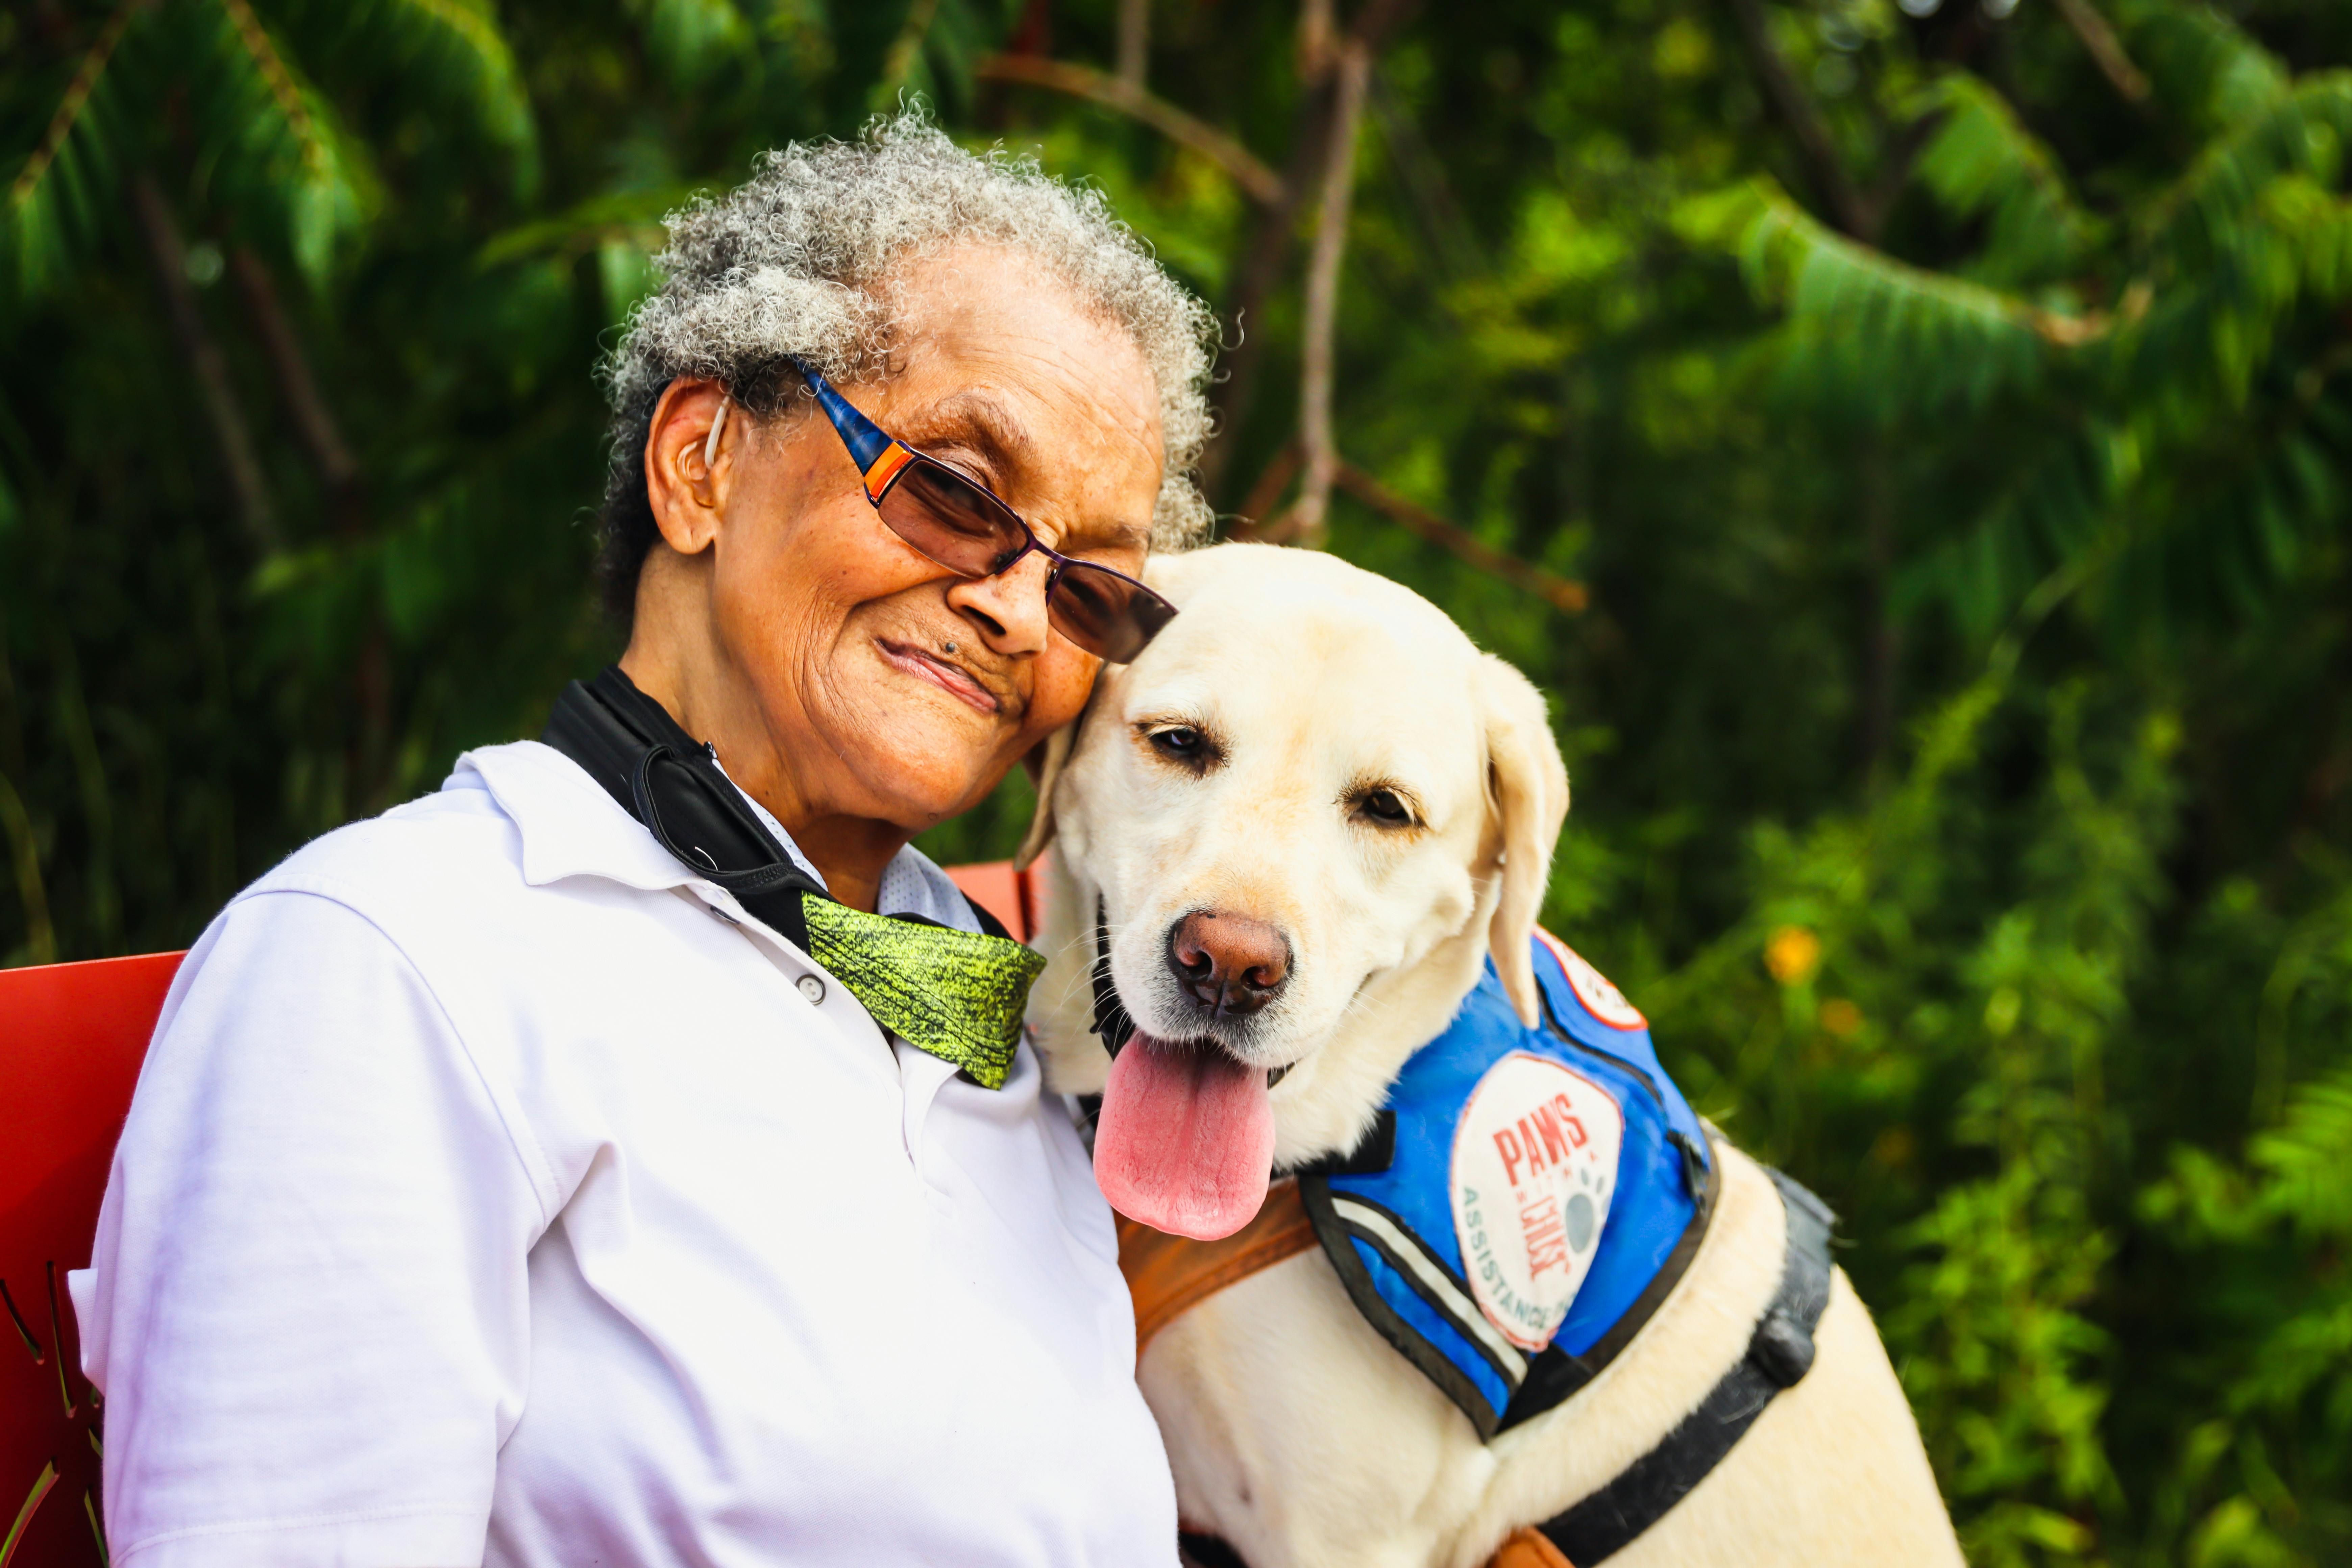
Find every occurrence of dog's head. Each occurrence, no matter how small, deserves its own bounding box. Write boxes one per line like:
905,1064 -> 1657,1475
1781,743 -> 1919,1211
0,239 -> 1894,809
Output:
1021,544 -> 1570,1238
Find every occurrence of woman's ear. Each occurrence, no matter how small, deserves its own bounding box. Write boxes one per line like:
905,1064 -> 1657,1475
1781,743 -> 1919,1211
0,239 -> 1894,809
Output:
644,378 -> 733,556
1477,654 -> 1571,1026
1014,723 -> 1076,871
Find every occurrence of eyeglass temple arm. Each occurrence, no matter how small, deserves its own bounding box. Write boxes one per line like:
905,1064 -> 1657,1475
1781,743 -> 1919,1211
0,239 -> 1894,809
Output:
788,357 -> 897,475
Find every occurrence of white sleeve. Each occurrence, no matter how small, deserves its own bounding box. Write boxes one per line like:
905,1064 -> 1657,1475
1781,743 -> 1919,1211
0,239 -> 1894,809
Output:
72,889 -> 546,1568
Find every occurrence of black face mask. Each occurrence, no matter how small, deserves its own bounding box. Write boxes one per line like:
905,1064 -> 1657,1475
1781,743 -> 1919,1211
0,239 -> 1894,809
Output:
545,664 -> 1021,952
541,665 -> 832,948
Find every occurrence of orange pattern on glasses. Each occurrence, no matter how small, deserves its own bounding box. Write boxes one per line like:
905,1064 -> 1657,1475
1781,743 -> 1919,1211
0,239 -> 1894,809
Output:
861,443 -> 918,504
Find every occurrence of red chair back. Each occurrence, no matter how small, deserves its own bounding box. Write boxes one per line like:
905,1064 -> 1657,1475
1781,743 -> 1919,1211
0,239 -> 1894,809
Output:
941,856 -> 1049,945
2,953 -> 183,1568
0,857 -> 1043,1568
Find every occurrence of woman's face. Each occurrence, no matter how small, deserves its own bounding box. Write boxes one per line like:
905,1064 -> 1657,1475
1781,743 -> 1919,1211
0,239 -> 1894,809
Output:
638,245 -> 1167,834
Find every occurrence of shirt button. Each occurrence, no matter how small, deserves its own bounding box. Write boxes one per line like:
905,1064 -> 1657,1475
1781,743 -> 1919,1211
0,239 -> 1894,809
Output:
796,974 -> 827,1006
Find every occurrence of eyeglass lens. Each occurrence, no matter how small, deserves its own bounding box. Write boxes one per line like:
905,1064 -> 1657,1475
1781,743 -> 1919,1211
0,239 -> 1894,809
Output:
880,461 -> 1026,577
873,452 -> 1170,661
1048,562 -> 1176,664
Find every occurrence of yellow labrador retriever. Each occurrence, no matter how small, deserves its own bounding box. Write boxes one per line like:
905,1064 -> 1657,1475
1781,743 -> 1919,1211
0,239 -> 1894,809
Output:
1019,544 -> 1961,1568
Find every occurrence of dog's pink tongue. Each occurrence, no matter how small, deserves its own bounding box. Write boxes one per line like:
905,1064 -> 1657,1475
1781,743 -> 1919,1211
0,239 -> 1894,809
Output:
1096,1032 -> 1275,1241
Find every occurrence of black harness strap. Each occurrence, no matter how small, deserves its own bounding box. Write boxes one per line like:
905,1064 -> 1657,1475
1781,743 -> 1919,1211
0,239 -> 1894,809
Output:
1177,1532 -> 1252,1568
1090,895 -> 1137,1056
1532,1168 -> 1836,1565
1176,1168 -> 1836,1568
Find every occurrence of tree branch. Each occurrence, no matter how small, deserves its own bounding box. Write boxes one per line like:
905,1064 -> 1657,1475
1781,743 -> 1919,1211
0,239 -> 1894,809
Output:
2049,0 -> 2151,104
975,56 -> 1283,204
1197,105 -> 1330,499
1195,0 -> 1423,499
1286,39 -> 1371,547
230,246 -> 360,528
128,174 -> 279,550
1227,440 -> 1301,537
9,0 -> 143,210
223,256 -> 389,803
1116,0 -> 1149,89
1721,0 -> 1868,238
876,0 -> 942,105
1335,463 -> 1590,615
219,0 -> 317,147
1298,0 -> 1336,79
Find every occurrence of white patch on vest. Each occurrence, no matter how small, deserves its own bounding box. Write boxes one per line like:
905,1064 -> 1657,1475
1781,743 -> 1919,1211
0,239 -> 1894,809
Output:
1537,929 -> 1647,1031
1451,1050 -> 1625,1351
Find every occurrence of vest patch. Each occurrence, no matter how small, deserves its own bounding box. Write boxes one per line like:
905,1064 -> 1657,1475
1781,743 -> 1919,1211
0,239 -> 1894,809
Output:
1300,933 -> 1716,1439
1537,929 -> 1646,1031
1453,1052 -> 1624,1349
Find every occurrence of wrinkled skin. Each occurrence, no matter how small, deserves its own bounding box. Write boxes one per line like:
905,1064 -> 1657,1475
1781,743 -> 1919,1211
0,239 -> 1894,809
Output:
621,244 -> 1165,911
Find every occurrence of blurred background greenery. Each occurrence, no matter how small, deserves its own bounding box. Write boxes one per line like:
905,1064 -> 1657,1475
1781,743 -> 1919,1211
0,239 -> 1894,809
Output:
6,0 -> 2352,1559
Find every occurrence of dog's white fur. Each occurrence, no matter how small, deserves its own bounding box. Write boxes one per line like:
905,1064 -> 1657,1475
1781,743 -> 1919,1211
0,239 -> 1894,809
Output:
1022,545 -> 1963,1567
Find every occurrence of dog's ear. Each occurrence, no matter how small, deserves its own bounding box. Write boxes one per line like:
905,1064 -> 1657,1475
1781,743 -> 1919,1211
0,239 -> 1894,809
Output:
1018,668 -> 1116,870
1478,654 -> 1571,1026
1014,722 -> 1078,871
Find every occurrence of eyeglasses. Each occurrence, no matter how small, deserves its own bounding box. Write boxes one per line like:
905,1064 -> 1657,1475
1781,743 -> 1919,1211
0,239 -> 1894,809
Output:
768,358 -> 1178,663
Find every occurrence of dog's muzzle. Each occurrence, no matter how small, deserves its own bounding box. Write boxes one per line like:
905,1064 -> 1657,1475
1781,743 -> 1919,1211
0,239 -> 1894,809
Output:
1165,910 -> 1292,1023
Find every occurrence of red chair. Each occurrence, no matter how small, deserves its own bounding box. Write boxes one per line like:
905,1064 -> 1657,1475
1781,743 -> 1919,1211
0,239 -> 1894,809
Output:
941,856 -> 1052,947
0,862 -> 1042,1568
2,953 -> 182,1568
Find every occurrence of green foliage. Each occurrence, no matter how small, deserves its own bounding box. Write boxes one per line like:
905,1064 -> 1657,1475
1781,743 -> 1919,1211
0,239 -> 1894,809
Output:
185,0 -> 380,285
8,0 -> 2352,1560
309,0 -> 540,190
1910,74 -> 2106,289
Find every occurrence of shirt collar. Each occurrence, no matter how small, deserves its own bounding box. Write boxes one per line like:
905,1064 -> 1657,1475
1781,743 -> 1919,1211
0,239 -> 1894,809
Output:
718,765 -> 978,933
457,740 -> 699,892
455,739 -> 980,934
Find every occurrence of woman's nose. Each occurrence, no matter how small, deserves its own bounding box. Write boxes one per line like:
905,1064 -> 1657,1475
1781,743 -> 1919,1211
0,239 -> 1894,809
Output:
947,549 -> 1055,655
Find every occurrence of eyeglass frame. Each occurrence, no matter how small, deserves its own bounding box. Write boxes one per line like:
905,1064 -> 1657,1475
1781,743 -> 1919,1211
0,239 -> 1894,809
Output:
699,358 -> 1180,663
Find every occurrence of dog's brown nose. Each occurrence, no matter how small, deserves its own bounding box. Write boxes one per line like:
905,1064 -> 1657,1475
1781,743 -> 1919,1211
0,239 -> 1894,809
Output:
1167,911 -> 1292,1019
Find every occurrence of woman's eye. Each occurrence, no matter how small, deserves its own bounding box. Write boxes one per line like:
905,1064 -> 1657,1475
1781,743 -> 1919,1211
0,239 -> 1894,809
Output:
1151,727 -> 1202,758
1360,789 -> 1413,826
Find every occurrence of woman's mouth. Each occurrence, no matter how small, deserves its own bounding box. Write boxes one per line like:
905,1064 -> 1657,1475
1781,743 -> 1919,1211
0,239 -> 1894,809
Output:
878,638 -> 1001,714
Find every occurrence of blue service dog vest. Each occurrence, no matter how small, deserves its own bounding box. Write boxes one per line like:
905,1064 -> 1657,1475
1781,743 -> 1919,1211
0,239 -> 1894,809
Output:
1296,932 -> 1717,1440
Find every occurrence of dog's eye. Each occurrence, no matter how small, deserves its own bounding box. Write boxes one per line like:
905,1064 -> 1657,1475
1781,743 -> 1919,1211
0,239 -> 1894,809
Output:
1138,720 -> 1221,775
1358,788 -> 1414,827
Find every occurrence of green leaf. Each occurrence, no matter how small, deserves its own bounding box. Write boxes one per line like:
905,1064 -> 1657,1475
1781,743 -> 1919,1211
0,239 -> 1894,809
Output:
1911,72 -> 2107,289
2139,70 -> 2352,265
1693,178 -> 2056,419
2120,0 -> 2291,134
185,0 -> 381,287
0,1 -> 148,314
275,0 -> 540,197
477,183 -> 700,268
632,0 -> 754,88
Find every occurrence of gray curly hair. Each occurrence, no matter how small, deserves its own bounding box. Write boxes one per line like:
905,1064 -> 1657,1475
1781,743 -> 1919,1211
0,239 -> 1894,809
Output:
596,111 -> 1219,621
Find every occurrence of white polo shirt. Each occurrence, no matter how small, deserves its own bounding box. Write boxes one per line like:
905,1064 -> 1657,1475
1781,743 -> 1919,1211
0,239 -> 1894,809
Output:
70,740 -> 1177,1568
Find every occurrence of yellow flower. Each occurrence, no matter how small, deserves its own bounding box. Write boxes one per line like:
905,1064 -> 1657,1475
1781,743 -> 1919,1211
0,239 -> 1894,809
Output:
1764,925 -> 1822,986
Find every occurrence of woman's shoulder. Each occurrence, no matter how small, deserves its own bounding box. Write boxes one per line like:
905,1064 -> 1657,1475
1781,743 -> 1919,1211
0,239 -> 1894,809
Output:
248,745 -> 532,914
230,738 -> 688,964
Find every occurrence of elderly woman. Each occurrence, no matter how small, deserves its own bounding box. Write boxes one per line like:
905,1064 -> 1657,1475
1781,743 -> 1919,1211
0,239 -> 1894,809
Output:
72,117 -> 1214,1568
